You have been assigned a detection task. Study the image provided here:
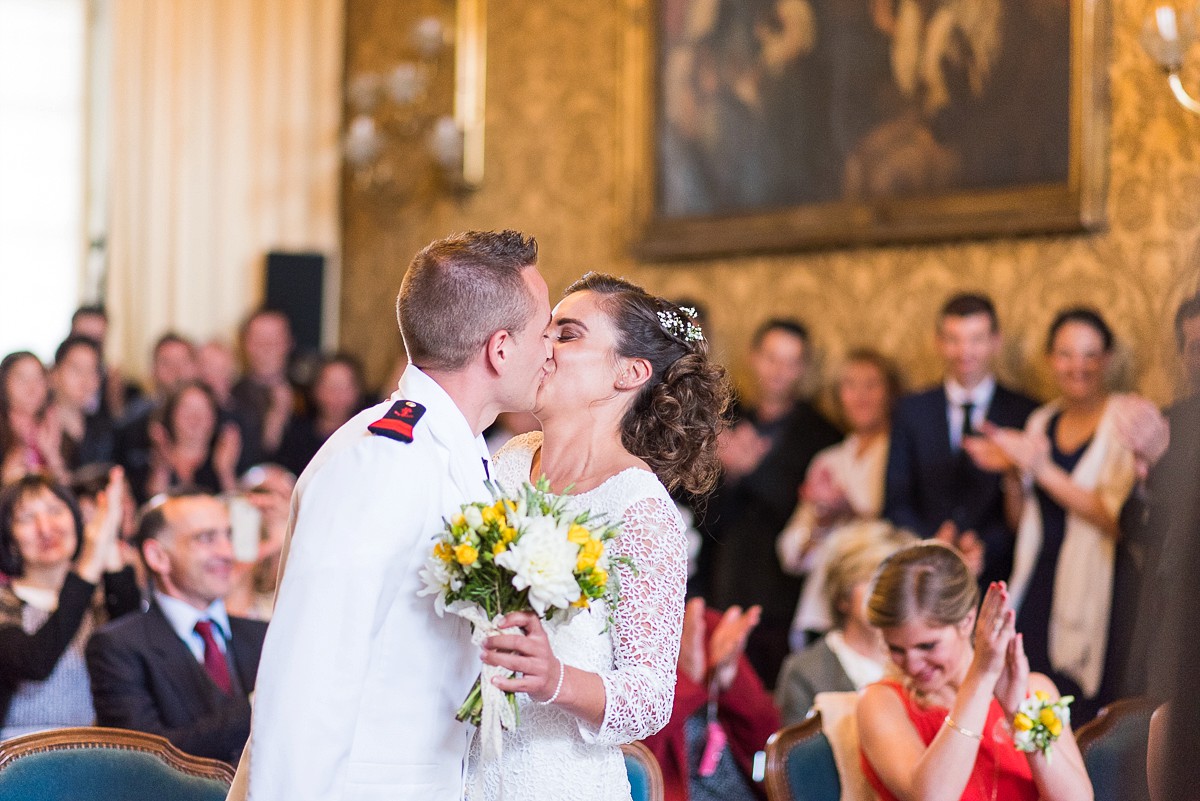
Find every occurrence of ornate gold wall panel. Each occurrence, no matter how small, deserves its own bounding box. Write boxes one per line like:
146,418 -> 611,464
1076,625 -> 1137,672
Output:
343,0 -> 1200,406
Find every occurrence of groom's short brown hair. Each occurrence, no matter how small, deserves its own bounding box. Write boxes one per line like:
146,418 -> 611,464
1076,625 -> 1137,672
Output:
397,230 -> 540,371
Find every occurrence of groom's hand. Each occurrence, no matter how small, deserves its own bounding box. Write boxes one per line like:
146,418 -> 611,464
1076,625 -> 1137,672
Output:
481,612 -> 561,703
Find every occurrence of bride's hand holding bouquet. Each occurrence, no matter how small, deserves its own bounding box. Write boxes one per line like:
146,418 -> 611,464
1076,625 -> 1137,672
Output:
419,478 -> 627,757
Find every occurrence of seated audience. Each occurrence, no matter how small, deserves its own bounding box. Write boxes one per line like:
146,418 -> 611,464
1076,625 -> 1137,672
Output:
69,304 -> 137,422
858,543 -> 1092,801
50,336 -> 115,471
776,521 -> 914,725
114,333 -> 200,499
0,352 -> 68,485
974,308 -> 1138,722
700,319 -> 841,686
643,598 -> 779,801
224,464 -> 294,621
883,293 -> 1037,586
70,462 -> 143,588
231,309 -> 296,467
87,489 -> 267,764
274,354 -> 368,476
198,340 -> 238,410
0,469 -> 138,739
776,349 -> 901,640
139,382 -> 241,501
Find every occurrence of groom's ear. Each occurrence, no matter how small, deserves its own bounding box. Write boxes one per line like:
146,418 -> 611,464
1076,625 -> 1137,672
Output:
484,329 -> 512,375
615,357 -> 652,392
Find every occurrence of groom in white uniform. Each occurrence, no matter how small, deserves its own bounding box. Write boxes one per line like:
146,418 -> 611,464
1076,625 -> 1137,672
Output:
228,230 -> 552,801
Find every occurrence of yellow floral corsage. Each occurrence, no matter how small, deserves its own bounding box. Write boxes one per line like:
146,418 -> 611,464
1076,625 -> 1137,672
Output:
1012,691 -> 1073,761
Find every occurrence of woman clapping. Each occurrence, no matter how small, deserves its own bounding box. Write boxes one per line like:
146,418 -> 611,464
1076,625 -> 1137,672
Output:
857,543 -> 1092,801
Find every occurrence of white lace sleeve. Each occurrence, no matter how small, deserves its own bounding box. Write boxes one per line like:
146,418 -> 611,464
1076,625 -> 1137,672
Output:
582,494 -> 687,746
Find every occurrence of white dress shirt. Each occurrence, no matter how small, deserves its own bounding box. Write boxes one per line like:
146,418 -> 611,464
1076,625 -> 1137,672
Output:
945,375 -> 996,450
155,591 -> 231,661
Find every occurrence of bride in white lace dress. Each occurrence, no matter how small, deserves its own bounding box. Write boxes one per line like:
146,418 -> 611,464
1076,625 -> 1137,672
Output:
465,274 -> 730,801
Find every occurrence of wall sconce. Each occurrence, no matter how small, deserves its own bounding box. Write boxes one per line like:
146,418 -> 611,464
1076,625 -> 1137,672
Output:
343,0 -> 486,198
1142,2 -> 1200,114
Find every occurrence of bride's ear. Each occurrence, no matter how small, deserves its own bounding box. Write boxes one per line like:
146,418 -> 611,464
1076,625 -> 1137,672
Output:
614,357 -> 652,392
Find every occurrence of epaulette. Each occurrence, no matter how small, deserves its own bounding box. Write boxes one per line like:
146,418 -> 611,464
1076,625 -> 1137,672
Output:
368,400 -> 426,443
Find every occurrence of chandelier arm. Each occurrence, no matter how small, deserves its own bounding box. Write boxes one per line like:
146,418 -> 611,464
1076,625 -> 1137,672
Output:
1168,71 -> 1200,115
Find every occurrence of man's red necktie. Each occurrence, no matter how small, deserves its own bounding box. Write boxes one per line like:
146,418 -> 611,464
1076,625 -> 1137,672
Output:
194,620 -> 232,694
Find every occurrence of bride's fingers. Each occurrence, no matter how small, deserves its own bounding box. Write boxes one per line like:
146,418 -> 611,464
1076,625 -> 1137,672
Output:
482,633 -> 540,656
482,649 -> 542,677
498,611 -> 544,635
491,672 -> 545,696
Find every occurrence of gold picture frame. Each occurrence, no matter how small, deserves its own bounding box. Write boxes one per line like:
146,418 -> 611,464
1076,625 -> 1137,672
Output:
623,0 -> 1110,259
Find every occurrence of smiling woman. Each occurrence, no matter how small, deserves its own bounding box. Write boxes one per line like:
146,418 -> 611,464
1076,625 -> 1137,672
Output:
0,469 -> 139,740
856,543 -> 1093,801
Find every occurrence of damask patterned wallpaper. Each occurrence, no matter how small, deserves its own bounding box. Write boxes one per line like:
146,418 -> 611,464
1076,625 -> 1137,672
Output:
342,0 -> 1200,407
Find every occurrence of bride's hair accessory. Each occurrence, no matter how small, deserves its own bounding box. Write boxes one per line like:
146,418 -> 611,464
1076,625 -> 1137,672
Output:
657,306 -> 704,344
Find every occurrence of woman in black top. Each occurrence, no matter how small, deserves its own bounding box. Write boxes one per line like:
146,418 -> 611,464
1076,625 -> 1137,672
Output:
0,469 -> 140,737
275,354 -> 368,476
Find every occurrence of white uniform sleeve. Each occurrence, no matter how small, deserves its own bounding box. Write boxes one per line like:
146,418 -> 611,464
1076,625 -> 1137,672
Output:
244,436 -> 433,801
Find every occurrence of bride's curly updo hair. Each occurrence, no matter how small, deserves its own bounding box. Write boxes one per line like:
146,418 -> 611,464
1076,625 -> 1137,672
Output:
563,273 -> 731,496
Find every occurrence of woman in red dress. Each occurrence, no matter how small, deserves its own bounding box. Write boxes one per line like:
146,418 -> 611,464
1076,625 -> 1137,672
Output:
857,543 -> 1092,801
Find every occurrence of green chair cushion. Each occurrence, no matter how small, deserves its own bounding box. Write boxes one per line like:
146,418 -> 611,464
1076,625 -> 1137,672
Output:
786,730 -> 841,801
0,747 -> 229,801
1084,707 -> 1153,801
625,750 -> 653,801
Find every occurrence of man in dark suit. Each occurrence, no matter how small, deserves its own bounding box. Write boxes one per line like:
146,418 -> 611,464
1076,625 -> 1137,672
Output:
699,319 -> 841,688
883,294 -> 1038,586
86,489 -> 266,765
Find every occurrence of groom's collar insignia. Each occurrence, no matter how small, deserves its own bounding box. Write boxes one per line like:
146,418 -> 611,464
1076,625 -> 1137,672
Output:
368,400 -> 426,443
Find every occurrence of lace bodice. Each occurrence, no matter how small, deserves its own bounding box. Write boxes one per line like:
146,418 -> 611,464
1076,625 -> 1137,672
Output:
466,432 -> 687,801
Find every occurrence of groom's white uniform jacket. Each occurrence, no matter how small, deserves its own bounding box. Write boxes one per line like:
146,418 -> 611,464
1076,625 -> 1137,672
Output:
228,366 -> 489,801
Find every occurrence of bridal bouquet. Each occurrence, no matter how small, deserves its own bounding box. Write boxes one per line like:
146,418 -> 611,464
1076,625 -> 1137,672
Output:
1012,690 -> 1073,761
419,479 -> 625,746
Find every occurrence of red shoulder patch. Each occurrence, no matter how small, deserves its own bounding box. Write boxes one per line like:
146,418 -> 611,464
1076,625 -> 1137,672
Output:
368,400 -> 426,443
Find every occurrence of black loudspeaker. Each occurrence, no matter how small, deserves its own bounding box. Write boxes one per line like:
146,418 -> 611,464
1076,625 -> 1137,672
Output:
264,251 -> 325,353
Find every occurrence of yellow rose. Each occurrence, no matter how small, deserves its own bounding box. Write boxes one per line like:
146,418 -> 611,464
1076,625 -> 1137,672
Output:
577,552 -> 598,572
1013,713 -> 1034,732
480,505 -> 498,525
451,513 -> 467,529
592,568 -> 608,588
567,524 -> 591,545
1039,708 -> 1059,728
433,542 -> 454,563
582,537 -> 602,556
491,541 -> 507,556
1048,718 -> 1063,737
454,544 -> 479,566
502,526 -> 518,543
1035,690 -> 1050,702
571,596 -> 590,608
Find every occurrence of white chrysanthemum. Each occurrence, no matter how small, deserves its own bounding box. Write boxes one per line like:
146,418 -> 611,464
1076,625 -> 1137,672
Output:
417,556 -> 459,616
495,515 -> 581,615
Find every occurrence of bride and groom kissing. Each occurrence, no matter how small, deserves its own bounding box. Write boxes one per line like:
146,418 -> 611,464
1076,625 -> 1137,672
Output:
226,230 -> 731,801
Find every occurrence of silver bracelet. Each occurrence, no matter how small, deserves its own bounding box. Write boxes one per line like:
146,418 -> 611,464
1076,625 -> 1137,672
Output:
944,715 -> 983,741
538,659 -> 565,705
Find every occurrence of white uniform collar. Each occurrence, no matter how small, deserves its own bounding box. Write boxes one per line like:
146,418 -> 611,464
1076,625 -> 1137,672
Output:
394,364 -> 492,486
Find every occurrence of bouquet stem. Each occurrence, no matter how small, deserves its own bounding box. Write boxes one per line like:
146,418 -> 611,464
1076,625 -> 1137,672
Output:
455,674 -> 521,729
